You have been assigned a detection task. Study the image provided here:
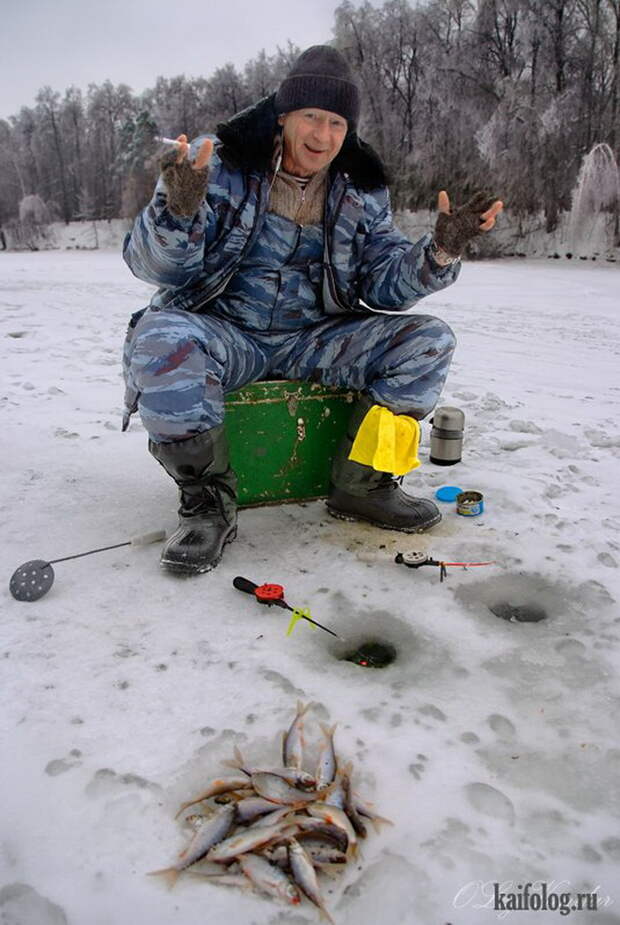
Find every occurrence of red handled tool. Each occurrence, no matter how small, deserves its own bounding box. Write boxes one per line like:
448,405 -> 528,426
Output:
233,576 -> 340,638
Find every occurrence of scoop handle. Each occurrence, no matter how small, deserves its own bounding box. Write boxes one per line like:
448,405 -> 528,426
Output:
130,529 -> 167,546
233,576 -> 259,595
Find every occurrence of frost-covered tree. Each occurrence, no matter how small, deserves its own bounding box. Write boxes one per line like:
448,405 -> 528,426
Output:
19,193 -> 51,225
0,0 -> 617,226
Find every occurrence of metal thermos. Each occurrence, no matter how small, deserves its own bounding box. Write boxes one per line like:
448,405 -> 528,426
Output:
430,406 -> 465,465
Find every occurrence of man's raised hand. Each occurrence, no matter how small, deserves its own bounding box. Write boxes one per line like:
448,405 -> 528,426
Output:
434,191 -> 504,258
173,134 -> 213,170
159,134 -> 213,218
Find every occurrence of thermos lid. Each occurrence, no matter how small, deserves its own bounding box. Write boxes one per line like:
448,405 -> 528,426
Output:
432,406 -> 465,429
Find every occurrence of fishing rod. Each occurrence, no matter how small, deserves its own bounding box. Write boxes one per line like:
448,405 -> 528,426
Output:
233,577 -> 340,638
395,551 -> 495,583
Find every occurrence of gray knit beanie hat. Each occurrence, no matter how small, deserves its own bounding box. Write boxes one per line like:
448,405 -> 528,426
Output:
275,45 -> 360,129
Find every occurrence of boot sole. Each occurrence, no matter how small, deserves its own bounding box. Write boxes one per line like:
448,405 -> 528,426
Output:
160,526 -> 238,576
326,506 -> 441,533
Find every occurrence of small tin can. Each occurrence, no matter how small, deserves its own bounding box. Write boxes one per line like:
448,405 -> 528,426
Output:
456,490 -> 484,516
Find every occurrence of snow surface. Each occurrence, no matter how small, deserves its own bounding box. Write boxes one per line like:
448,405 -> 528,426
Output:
1,251 -> 619,925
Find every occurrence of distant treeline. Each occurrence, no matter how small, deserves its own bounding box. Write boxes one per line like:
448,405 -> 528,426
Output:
1,0 -> 618,232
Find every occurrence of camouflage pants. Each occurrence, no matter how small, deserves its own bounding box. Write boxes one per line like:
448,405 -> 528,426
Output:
122,308 -> 456,442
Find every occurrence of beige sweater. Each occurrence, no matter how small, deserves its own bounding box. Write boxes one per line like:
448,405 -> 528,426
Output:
268,166 -> 328,226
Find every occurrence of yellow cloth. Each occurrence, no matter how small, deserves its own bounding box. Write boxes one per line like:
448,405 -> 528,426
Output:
348,405 -> 421,475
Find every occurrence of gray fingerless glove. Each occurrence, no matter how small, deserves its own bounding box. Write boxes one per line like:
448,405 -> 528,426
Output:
433,191 -> 497,257
160,149 -> 209,217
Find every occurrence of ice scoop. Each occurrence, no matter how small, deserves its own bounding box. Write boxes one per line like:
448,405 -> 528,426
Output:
9,529 -> 166,601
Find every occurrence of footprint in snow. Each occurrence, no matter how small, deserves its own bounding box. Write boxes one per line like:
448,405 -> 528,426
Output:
585,429 -> 620,448
417,704 -> 447,723
460,732 -> 480,745
260,668 -> 305,698
498,437 -> 538,451
45,749 -> 82,776
582,844 -> 603,862
464,782 -> 516,824
600,837 -> 620,861
487,714 -> 516,740
85,767 -> 162,798
452,390 -> 478,401
508,419 -> 543,434
554,638 -> 587,658
408,754 -> 428,780
0,883 -> 68,925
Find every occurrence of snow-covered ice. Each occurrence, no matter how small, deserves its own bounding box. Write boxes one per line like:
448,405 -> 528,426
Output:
1,250 -> 619,925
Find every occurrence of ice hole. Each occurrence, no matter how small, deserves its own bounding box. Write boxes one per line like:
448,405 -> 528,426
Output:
339,640 -> 397,669
488,602 -> 547,623
454,572 -> 570,625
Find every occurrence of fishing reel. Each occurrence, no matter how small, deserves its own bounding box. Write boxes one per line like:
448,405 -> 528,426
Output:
232,577 -> 339,638
395,550 -> 495,583
395,551 -> 433,568
395,551 -> 448,581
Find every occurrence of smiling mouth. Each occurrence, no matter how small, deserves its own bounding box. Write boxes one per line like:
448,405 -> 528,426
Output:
304,144 -> 327,155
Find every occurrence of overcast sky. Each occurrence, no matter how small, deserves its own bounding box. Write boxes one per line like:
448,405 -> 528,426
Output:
1,0 -> 360,122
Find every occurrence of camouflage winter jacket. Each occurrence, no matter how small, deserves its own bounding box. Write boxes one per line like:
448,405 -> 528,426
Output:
123,95 -> 460,316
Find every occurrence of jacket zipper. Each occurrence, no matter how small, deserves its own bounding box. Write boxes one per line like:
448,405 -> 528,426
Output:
324,182 -> 350,312
294,184 -> 306,225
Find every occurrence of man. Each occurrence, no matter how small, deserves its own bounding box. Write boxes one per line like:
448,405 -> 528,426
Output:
122,45 -> 502,575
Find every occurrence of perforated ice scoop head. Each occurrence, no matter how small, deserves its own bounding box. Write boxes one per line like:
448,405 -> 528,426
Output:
10,560 -> 55,601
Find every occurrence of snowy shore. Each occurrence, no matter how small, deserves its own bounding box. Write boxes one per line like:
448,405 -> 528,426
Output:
4,208 -> 618,263
1,251 -> 619,925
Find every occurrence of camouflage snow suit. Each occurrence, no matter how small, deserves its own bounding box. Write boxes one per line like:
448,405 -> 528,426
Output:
122,95 -> 460,443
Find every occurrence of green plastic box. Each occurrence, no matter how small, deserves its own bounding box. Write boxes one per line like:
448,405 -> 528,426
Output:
224,380 -> 357,507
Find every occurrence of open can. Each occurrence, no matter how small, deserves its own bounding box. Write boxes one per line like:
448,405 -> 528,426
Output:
456,490 -> 484,516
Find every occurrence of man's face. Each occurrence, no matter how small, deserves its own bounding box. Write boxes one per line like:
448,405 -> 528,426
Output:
278,108 -> 348,177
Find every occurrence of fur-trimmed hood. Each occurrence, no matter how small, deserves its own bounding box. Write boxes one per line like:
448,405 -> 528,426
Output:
216,93 -> 389,192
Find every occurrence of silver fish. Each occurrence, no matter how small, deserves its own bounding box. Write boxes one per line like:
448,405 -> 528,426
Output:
267,839 -> 347,866
225,746 -> 316,788
287,837 -> 335,924
295,837 -> 347,865
237,853 -> 301,905
148,803 -> 236,888
251,772 -> 321,805
341,761 -> 368,837
234,796 -> 283,823
247,806 -> 295,828
175,775 -> 250,818
206,822 -> 298,862
355,796 -> 393,831
284,814 -> 349,853
188,872 -> 250,889
184,812 -> 213,829
213,787 -> 254,804
307,802 -> 358,857
283,700 -> 310,769
315,723 -> 337,789
323,762 -> 346,809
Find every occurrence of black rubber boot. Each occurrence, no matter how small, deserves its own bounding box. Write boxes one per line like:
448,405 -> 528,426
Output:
149,426 -> 237,575
326,396 -> 441,533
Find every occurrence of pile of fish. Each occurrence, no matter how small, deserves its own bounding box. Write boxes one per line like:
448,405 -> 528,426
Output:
150,702 -> 391,921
